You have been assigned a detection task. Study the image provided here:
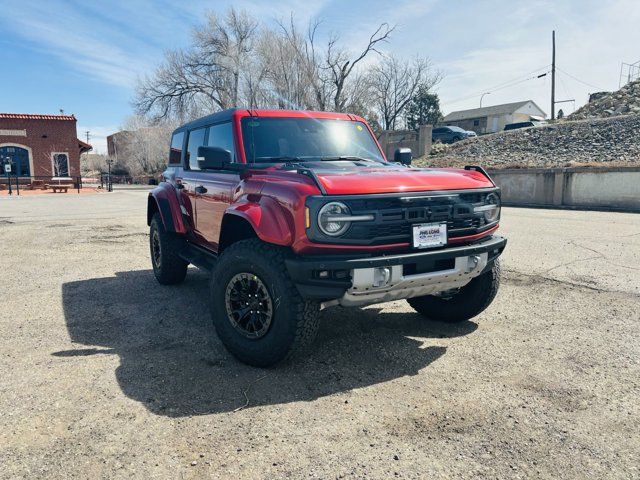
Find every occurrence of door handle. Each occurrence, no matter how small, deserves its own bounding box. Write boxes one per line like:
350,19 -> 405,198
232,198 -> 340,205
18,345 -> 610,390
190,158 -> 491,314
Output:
195,185 -> 208,194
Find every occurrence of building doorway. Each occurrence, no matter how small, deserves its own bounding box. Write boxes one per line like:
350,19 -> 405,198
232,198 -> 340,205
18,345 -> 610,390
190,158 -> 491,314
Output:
0,145 -> 31,176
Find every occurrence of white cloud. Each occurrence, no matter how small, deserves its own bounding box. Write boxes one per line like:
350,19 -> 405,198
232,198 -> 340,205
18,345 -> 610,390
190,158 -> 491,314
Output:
2,0 -> 639,125
0,0 -> 158,88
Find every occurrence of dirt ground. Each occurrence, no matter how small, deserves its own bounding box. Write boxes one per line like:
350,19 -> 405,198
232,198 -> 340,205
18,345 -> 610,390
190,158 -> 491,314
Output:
0,192 -> 638,479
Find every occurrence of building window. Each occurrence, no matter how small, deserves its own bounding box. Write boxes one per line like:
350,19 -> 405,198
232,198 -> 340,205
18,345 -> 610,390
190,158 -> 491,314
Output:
52,153 -> 70,177
0,145 -> 30,176
473,120 -> 480,126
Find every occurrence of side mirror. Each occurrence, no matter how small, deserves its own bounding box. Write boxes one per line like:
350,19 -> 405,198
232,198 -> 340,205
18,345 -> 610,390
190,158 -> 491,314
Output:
197,146 -> 231,170
394,147 -> 412,166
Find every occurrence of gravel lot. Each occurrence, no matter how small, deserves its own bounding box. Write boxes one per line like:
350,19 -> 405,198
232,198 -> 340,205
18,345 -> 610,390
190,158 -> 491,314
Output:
1,192 -> 638,479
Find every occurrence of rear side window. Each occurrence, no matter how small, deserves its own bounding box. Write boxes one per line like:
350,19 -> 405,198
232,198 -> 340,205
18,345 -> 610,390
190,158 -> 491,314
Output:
169,132 -> 184,165
207,122 -> 235,162
186,127 -> 207,170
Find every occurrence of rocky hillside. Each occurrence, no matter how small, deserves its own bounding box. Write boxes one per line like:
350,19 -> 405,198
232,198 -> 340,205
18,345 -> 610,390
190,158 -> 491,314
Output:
569,79 -> 640,120
419,114 -> 640,169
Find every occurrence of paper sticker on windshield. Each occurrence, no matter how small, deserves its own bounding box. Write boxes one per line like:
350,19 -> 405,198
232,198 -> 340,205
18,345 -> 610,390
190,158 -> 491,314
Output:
356,125 -> 363,131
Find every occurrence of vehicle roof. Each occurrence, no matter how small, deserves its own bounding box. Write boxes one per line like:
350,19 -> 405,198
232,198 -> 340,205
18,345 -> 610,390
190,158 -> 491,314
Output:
173,108 -> 362,134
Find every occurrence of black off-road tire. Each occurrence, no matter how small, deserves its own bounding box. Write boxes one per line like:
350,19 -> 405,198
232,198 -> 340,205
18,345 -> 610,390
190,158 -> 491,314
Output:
408,259 -> 501,323
209,239 -> 320,367
149,212 -> 188,285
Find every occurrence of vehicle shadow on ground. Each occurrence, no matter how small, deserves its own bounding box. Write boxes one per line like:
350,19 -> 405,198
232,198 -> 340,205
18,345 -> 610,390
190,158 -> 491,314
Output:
58,269 -> 477,417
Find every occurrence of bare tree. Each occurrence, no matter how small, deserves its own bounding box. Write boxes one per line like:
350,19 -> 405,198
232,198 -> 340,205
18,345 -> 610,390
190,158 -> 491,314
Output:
193,8 -> 259,107
116,116 -> 175,176
324,23 -> 394,112
259,22 -> 315,109
272,18 -> 331,111
135,8 -> 260,119
272,18 -> 394,112
135,7 -> 418,123
368,54 -> 442,130
81,153 -> 108,175
135,49 -> 222,120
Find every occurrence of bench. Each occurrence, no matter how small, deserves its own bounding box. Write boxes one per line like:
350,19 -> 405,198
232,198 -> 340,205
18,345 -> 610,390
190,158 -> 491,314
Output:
48,184 -> 72,193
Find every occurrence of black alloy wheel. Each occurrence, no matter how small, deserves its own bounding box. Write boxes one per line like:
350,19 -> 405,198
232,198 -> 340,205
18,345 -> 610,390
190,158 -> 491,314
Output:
224,272 -> 273,339
151,228 -> 162,268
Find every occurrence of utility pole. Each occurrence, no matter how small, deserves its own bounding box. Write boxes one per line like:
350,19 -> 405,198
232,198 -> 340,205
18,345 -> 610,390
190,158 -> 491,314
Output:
551,30 -> 556,120
85,130 -> 90,144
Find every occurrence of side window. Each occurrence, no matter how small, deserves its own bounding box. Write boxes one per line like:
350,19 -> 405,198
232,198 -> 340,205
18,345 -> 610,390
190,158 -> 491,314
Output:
186,127 -> 207,170
169,132 -> 184,165
52,153 -> 70,176
207,122 -> 235,162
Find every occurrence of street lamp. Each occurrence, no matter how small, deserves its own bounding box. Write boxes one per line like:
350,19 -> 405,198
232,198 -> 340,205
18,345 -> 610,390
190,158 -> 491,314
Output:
106,158 -> 114,192
480,92 -> 491,107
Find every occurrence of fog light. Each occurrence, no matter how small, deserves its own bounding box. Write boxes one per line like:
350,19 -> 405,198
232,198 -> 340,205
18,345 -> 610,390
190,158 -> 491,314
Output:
318,270 -> 329,278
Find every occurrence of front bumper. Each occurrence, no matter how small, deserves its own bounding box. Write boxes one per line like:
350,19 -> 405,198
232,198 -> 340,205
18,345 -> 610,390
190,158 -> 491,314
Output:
285,235 -> 507,307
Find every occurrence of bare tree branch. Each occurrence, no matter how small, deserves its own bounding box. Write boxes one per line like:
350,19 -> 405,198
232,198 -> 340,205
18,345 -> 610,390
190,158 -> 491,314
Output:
368,54 -> 442,130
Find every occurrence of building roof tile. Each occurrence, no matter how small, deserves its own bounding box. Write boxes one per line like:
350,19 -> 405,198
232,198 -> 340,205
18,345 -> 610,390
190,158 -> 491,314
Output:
0,113 -> 76,121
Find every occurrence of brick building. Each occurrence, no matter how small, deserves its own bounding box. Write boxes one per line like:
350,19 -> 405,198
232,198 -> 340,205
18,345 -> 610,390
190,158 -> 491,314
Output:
0,113 -> 92,179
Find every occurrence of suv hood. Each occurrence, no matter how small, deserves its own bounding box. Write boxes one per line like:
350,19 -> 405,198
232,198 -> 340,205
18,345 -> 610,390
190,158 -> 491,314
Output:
309,164 -> 494,194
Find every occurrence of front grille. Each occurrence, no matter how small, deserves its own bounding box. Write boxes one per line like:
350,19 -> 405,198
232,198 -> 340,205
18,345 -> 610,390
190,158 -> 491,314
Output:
306,188 -> 500,246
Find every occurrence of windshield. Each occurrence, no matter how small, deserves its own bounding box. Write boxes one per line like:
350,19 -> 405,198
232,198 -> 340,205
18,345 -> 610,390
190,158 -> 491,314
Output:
241,117 -> 385,163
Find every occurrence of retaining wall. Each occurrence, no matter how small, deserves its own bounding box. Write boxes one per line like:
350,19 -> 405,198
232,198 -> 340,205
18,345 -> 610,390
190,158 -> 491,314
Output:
488,167 -> 640,211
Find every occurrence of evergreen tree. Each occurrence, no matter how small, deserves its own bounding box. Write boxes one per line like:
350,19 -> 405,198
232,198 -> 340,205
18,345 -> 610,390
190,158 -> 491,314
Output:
405,85 -> 443,130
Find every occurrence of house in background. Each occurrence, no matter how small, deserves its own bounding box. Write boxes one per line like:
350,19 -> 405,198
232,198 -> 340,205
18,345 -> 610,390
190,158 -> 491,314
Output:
443,101 -> 547,134
0,113 -> 92,179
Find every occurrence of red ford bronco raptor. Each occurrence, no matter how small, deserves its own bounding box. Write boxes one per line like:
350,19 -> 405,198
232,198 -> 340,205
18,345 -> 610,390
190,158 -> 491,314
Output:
148,109 -> 506,367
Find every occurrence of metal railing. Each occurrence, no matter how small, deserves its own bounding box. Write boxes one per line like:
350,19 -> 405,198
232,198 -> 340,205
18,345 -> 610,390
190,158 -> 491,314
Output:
619,60 -> 640,88
0,175 -> 83,195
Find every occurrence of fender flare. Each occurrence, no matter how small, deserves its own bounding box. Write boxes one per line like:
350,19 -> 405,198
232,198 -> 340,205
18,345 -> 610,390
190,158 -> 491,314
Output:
147,183 -> 188,234
224,196 -> 294,246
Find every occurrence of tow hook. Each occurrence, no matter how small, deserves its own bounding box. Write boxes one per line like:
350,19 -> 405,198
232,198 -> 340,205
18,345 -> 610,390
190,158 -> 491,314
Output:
466,255 -> 481,273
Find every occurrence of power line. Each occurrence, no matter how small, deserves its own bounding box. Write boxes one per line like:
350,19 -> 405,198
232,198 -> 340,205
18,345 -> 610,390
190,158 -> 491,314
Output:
442,65 -> 551,107
556,67 -> 606,91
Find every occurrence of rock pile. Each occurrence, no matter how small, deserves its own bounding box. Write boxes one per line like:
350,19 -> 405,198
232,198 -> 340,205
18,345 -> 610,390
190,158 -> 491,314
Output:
569,79 -> 640,120
419,114 -> 640,169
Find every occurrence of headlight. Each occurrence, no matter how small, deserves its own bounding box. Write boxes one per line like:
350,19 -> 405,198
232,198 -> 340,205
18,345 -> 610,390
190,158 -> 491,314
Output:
318,202 -> 351,236
483,192 -> 501,222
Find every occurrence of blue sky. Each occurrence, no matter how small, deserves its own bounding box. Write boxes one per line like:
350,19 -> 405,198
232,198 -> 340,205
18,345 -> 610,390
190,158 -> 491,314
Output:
1,0 -> 639,153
